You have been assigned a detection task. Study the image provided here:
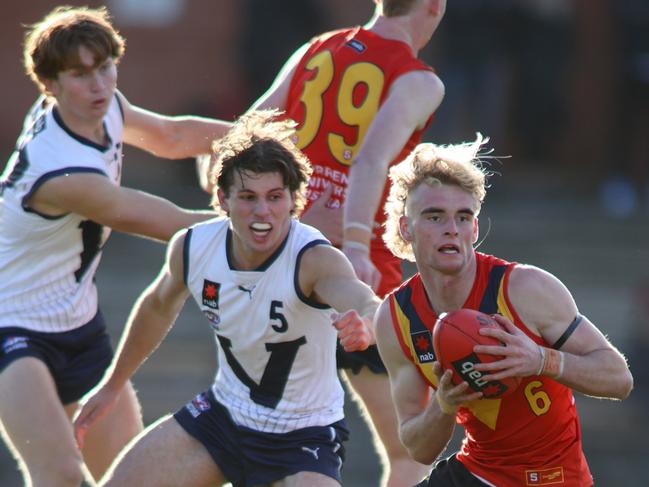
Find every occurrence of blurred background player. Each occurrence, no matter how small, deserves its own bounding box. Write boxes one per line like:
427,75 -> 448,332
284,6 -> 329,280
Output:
0,6 -> 230,487
75,111 -> 380,487
374,138 -> 633,486
198,1 -> 446,484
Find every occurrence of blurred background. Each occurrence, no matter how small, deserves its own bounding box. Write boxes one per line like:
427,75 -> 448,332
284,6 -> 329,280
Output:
1,1 -> 647,485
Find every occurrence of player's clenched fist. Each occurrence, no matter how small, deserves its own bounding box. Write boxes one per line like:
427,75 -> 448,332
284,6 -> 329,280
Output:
332,310 -> 375,352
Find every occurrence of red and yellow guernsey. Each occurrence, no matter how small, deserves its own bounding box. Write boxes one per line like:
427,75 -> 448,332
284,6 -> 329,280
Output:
388,252 -> 593,486
285,27 -> 434,295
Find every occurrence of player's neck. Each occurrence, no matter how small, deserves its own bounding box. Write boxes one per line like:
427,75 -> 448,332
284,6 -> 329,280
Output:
419,257 -> 477,315
365,16 -> 417,54
55,104 -> 107,146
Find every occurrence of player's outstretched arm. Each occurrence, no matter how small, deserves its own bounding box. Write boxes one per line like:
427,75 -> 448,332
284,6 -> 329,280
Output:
74,231 -> 191,445
118,90 -> 232,160
476,265 -> 633,399
298,243 -> 380,351
342,71 -> 444,289
29,172 -> 214,241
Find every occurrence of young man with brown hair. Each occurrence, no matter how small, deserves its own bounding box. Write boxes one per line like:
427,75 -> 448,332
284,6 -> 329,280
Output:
0,6 -> 230,486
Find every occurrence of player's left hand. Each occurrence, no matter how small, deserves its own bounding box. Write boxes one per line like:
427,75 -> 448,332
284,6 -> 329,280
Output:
332,310 -> 375,352
472,314 -> 544,380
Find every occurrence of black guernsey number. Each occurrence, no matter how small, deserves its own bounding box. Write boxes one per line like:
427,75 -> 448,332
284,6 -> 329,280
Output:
270,300 -> 288,333
217,335 -> 307,409
75,220 -> 103,282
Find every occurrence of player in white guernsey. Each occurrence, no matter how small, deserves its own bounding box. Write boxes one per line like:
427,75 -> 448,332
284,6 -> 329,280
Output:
0,7 -> 231,487
74,111 -> 381,487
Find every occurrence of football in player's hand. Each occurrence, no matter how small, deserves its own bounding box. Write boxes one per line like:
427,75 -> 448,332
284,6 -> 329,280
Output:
433,309 -> 521,398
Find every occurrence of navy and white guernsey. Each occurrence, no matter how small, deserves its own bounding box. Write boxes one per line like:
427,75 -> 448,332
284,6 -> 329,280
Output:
184,217 -> 345,433
0,95 -> 124,332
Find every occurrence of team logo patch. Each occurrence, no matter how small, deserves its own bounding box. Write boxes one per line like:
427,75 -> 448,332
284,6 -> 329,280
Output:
186,392 -> 212,418
451,352 -> 510,398
202,310 -> 221,330
2,336 -> 29,354
411,330 -> 435,363
346,39 -> 366,52
202,279 -> 220,309
526,466 -> 565,485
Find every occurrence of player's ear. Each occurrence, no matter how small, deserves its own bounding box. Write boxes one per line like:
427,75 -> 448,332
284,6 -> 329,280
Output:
41,77 -> 58,97
217,188 -> 229,213
289,191 -> 297,214
472,217 -> 479,244
429,0 -> 444,16
399,215 -> 413,242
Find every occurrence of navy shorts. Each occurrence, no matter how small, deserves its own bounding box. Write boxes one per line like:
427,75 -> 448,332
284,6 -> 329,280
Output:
174,388 -> 349,487
416,455 -> 491,487
0,310 -> 113,404
336,343 -> 387,375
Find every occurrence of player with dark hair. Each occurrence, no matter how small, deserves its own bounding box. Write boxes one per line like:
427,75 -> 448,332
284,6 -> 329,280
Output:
0,6 -> 230,486
74,110 -> 380,487
198,1 -> 446,484
375,137 -> 633,486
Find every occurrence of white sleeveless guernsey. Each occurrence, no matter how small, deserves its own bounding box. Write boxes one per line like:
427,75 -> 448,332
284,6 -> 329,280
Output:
0,95 -> 123,332
184,217 -> 345,433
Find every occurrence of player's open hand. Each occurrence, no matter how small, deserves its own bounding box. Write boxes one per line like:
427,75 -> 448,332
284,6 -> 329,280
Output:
300,184 -> 343,245
332,309 -> 375,352
432,362 -> 483,415
472,314 -> 544,380
73,384 -> 121,449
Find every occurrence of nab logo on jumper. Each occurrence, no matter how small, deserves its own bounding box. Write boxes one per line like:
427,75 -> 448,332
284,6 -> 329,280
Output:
202,279 -> 220,309
412,330 -> 435,363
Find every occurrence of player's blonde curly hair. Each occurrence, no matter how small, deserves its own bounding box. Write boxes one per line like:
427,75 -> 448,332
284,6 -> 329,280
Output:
210,110 -> 312,216
383,134 -> 491,261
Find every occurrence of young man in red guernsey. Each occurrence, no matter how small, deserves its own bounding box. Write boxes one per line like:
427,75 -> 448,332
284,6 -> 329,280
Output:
199,1 -> 446,485
374,137 -> 633,486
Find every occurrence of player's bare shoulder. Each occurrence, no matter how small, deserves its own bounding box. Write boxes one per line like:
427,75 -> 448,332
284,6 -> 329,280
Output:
299,241 -> 348,277
388,69 -> 444,126
508,264 -> 577,335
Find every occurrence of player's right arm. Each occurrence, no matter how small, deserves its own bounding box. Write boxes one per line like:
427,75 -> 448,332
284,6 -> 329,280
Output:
375,299 -> 478,464
299,243 -> 379,351
73,231 -> 191,446
28,172 -> 214,241
343,70 -> 445,289
118,91 -> 231,160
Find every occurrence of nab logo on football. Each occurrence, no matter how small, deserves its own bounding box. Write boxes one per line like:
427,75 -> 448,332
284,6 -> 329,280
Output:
411,330 -> 435,363
451,352 -> 509,398
202,279 -> 220,309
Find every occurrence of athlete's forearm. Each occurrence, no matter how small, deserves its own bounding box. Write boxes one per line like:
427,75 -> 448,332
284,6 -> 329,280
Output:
343,156 -> 387,248
547,347 -> 633,400
106,291 -> 176,389
400,396 -> 456,465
